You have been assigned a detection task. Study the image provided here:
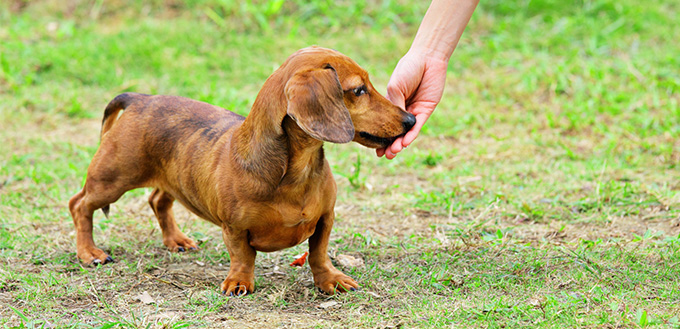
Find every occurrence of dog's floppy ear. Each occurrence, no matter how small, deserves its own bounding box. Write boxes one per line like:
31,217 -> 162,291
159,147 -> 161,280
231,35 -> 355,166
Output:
285,65 -> 355,143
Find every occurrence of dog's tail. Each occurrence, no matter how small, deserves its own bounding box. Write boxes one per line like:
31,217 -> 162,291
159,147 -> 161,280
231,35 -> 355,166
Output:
99,92 -> 148,218
101,92 -> 148,139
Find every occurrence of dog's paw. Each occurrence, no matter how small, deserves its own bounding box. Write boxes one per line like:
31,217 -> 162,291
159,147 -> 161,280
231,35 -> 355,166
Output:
220,277 -> 254,297
78,247 -> 114,266
163,234 -> 199,252
314,270 -> 359,295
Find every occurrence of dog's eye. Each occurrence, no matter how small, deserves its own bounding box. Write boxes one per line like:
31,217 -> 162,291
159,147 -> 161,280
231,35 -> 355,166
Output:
353,86 -> 367,97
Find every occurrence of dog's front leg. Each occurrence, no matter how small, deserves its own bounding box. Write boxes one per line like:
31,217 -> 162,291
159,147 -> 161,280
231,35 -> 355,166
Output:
220,226 -> 256,296
308,212 -> 359,294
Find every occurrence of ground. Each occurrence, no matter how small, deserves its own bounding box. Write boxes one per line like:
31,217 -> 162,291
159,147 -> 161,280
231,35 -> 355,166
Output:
1,0 -> 679,328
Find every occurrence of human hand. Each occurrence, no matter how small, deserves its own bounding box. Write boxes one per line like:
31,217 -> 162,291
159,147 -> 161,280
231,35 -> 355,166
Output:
377,50 -> 448,159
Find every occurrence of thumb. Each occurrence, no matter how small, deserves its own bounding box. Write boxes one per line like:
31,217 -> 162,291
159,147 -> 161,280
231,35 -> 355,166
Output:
386,83 -> 406,111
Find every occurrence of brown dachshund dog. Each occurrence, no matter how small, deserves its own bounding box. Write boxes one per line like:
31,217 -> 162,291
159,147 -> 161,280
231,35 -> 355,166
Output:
68,46 -> 416,296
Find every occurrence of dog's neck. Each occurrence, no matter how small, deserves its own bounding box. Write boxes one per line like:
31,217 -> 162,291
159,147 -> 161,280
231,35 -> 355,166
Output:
280,116 -> 325,186
232,75 -> 325,198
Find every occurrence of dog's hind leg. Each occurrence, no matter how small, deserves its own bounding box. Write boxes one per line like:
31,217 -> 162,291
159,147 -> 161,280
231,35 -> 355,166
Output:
148,188 -> 198,252
69,180 -> 125,266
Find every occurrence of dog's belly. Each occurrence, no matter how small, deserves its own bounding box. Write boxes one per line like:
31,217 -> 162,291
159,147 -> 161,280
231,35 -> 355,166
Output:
248,221 -> 317,252
174,195 -> 219,225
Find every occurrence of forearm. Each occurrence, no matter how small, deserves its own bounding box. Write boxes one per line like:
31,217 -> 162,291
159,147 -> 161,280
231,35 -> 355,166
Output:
410,0 -> 479,61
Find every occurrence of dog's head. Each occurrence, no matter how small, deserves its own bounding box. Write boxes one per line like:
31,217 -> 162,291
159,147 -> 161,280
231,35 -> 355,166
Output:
281,46 -> 416,148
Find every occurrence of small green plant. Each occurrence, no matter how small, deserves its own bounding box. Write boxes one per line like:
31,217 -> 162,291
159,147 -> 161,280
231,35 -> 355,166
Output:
636,309 -> 649,327
423,152 -> 443,167
337,154 -> 365,189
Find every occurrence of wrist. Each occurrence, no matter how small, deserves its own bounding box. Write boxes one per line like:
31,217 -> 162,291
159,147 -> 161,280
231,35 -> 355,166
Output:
405,46 -> 450,66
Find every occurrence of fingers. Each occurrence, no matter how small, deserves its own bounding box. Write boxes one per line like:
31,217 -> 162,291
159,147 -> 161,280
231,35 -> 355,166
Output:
402,113 -> 429,147
377,137 -> 404,160
379,110 -> 432,159
385,137 -> 404,159
381,82 -> 407,160
377,145 -> 399,160
384,149 -> 397,159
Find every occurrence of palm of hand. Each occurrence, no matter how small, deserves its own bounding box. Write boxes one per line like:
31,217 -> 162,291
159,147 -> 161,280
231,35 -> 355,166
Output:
379,52 -> 448,159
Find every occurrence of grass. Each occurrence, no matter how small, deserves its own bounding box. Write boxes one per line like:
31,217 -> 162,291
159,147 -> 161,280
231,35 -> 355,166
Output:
1,0 -> 679,327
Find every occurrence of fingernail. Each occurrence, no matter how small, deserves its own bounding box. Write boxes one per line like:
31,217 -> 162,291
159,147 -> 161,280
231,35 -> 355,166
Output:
177,247 -> 185,252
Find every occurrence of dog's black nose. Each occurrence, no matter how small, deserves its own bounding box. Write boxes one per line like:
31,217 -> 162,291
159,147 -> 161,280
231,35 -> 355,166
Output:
403,112 -> 416,132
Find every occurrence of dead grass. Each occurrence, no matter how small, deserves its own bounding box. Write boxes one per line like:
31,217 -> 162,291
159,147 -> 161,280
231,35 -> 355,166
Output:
2,0 -> 680,327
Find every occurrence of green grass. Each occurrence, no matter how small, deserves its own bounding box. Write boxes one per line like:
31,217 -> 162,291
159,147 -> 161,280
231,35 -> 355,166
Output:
1,0 -> 679,327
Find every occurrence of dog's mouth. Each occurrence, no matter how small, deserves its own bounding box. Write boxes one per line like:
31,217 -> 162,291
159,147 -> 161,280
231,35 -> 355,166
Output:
358,131 -> 404,148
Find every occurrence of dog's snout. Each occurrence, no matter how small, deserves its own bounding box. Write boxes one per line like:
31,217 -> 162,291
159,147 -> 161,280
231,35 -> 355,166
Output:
402,112 -> 416,132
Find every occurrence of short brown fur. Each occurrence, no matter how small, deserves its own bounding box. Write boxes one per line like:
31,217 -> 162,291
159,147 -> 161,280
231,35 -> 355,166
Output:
69,47 -> 416,295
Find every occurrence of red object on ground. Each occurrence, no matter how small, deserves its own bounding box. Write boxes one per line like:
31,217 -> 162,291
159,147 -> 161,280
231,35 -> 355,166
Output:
289,251 -> 309,267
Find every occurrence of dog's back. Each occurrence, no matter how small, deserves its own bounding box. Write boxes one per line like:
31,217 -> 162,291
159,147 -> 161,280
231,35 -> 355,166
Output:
102,93 -> 245,145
